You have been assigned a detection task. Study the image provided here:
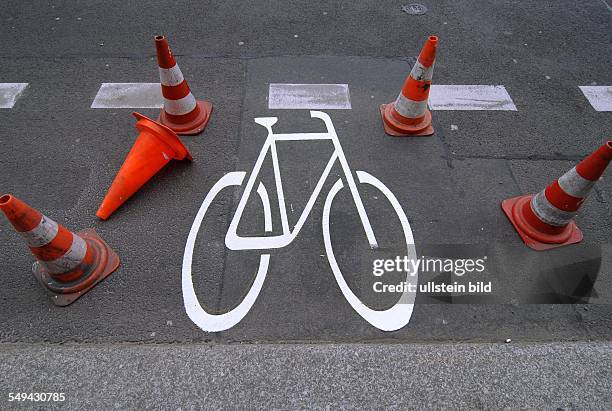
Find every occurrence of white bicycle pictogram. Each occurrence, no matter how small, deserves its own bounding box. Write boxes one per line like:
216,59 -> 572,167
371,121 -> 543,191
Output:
182,111 -> 417,332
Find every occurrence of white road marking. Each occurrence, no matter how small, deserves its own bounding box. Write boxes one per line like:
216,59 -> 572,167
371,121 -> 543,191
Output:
224,111 -> 377,251
322,171 -> 417,331
428,85 -> 517,111
579,86 -> 612,111
91,83 -> 602,112
91,83 -> 162,108
182,171 -> 272,332
183,111 -> 417,332
0,83 -> 28,108
256,183 -> 273,232
268,84 -> 352,109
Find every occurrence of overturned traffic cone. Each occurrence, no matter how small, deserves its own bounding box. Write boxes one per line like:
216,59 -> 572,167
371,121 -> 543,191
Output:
96,112 -> 192,220
381,35 -> 438,137
155,35 -> 213,135
0,194 -> 120,306
502,141 -> 612,251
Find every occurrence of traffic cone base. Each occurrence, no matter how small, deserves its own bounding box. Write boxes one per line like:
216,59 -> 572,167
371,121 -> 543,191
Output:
380,103 -> 434,137
133,112 -> 192,160
502,195 -> 583,251
158,99 -> 213,135
33,228 -> 120,306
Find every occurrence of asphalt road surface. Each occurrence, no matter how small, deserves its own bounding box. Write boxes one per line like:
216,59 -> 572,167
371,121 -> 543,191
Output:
0,0 -> 610,408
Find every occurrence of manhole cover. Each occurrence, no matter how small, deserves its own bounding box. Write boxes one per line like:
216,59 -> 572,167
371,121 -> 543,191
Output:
402,3 -> 427,15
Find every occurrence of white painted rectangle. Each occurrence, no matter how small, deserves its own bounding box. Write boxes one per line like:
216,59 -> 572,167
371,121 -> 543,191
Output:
428,85 -> 517,111
0,83 -> 28,108
268,84 -> 352,109
91,83 -> 162,108
579,86 -> 612,112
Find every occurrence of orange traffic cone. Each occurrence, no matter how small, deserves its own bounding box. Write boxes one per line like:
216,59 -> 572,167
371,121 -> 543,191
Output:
502,141 -> 612,250
380,35 -> 438,136
96,112 -> 192,220
0,194 -> 120,306
155,35 -> 213,135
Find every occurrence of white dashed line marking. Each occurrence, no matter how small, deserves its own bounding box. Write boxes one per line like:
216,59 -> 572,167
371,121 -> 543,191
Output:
91,83 -> 162,108
428,85 -> 517,111
579,86 -> 612,112
83,83 -> 608,112
0,83 -> 28,108
268,84 -> 352,109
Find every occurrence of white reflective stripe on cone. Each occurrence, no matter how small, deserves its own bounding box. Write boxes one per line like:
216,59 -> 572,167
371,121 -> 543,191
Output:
18,216 -> 59,248
410,60 -> 435,82
40,234 -> 88,274
394,93 -> 428,119
531,191 -> 576,227
558,167 -> 595,198
163,93 -> 197,116
158,64 -> 185,87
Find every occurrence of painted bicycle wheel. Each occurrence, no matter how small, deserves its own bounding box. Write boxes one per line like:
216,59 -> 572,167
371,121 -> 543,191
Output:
322,171 -> 418,331
182,172 -> 272,332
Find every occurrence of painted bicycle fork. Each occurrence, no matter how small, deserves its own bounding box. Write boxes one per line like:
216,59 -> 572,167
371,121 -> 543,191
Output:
225,111 -> 378,251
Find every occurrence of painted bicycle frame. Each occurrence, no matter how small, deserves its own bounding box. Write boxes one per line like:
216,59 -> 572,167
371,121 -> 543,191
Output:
225,111 -> 378,251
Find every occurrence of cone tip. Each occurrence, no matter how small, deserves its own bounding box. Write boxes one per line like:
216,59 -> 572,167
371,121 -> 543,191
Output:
0,194 -> 12,205
418,35 -> 438,67
0,194 -> 12,212
95,207 -> 110,221
602,140 -> 612,161
154,35 -> 168,51
597,140 -> 612,160
154,35 -> 176,68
